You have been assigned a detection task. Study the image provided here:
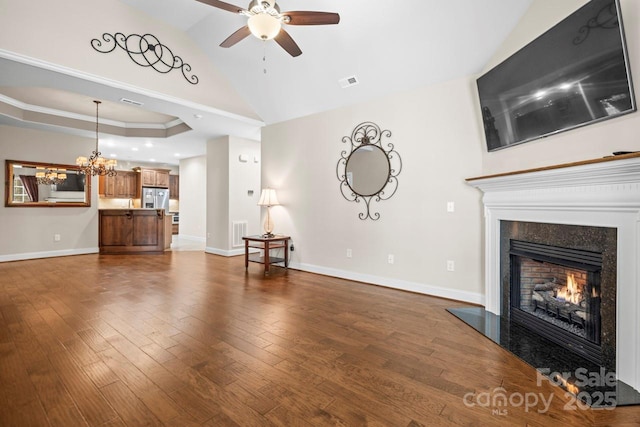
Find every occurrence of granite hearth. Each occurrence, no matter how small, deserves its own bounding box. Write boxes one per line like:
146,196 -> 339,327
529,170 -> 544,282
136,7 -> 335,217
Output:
447,307 -> 640,407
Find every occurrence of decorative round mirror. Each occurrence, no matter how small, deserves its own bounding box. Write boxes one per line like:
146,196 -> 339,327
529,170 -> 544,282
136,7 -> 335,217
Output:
345,145 -> 390,197
337,122 -> 402,220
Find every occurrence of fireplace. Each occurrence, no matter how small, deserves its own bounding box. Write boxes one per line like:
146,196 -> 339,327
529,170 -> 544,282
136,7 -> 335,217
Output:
464,153 -> 640,398
509,240 -> 602,365
501,221 -> 616,372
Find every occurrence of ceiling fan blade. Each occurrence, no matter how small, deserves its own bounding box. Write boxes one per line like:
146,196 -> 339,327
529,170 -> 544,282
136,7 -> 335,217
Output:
283,11 -> 340,25
220,26 -> 251,47
196,0 -> 244,14
275,29 -> 302,57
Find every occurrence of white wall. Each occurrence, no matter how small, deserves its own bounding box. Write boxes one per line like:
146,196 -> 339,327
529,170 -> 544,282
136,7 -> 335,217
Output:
262,76 -> 485,303
179,155 -> 206,239
205,136 -> 261,255
478,0 -> 640,175
0,125 -> 98,261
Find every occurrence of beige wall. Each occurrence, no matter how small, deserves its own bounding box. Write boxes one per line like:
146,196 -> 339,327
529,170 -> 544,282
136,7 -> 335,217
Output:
260,0 -> 640,302
262,76 -> 485,302
206,137 -> 230,251
228,136 -> 261,244
205,136 -> 261,254
0,125 -> 98,260
179,155 -> 206,239
0,0 -> 259,121
478,0 -> 640,175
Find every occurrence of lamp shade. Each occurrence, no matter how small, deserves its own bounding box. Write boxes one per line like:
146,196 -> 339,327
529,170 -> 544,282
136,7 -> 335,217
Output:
258,188 -> 279,206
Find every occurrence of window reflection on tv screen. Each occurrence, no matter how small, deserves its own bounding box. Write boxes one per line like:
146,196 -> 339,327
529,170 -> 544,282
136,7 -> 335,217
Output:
477,0 -> 635,152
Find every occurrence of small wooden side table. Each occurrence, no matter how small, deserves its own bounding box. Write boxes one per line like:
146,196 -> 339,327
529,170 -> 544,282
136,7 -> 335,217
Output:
243,235 -> 290,274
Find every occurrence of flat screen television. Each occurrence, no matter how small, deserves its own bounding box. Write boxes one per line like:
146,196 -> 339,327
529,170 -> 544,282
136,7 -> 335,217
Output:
477,0 -> 635,152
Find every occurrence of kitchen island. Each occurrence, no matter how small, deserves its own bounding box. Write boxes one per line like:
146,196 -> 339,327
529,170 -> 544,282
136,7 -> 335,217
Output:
99,209 -> 172,254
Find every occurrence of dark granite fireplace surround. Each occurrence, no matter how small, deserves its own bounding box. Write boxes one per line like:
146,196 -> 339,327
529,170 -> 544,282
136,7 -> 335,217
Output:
501,221 -> 617,372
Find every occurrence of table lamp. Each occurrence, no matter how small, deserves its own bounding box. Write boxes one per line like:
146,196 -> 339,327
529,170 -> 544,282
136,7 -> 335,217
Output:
258,188 -> 279,237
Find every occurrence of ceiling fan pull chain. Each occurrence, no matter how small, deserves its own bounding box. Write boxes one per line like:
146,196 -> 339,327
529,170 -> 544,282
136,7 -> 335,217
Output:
263,41 -> 267,74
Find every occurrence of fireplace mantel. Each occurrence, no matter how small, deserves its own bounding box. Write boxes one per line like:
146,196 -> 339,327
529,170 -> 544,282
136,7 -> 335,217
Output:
467,154 -> 640,393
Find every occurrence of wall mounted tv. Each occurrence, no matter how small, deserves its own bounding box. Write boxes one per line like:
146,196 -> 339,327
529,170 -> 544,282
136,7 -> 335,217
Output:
477,0 -> 635,152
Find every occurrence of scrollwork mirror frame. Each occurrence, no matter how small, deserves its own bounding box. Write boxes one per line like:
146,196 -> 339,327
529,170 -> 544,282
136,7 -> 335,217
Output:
5,160 -> 92,207
336,122 -> 402,220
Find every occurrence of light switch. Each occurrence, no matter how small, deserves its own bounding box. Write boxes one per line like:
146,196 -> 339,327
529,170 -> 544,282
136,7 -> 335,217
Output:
447,201 -> 455,213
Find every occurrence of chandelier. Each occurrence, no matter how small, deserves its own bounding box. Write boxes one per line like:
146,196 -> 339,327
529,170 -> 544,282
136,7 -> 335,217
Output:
76,100 -> 117,176
36,167 -> 67,185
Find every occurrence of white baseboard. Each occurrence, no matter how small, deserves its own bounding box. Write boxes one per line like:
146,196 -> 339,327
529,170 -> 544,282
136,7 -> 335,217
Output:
178,234 -> 206,242
0,247 -> 99,263
205,247 -> 246,257
290,262 -> 485,305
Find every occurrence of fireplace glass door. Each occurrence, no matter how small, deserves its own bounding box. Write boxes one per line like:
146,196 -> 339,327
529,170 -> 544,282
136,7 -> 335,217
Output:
509,240 -> 602,364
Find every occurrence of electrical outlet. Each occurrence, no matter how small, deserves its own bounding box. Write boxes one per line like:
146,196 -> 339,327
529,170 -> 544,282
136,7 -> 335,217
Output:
447,260 -> 455,271
388,254 -> 394,264
54,234 -> 61,242
346,249 -> 352,258
447,201 -> 455,213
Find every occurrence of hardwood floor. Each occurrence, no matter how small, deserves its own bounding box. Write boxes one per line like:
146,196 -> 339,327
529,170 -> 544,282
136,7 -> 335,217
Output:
0,252 -> 638,426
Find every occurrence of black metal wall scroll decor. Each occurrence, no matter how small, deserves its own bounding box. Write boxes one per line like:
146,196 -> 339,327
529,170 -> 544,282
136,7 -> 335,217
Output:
573,0 -> 617,45
91,33 -> 199,85
336,121 -> 402,220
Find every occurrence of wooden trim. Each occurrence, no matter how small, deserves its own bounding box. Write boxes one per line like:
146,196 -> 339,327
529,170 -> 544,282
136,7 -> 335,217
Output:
466,152 -> 640,182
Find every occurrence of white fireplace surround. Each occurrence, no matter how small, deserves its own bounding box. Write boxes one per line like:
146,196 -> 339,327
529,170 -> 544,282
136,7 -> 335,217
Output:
468,155 -> 640,393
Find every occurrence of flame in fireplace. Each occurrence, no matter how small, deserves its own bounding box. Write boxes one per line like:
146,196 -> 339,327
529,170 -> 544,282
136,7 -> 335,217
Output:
556,273 -> 581,304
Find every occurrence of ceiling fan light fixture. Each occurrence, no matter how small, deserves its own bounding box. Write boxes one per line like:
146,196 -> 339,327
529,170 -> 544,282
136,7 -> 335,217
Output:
248,0 -> 276,14
248,13 -> 281,40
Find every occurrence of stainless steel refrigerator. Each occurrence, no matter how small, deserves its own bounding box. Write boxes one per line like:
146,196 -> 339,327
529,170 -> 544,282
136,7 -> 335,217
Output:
142,187 -> 170,210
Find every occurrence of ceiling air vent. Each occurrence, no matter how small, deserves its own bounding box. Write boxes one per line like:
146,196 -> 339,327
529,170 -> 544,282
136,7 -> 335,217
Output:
338,75 -> 359,89
119,97 -> 144,107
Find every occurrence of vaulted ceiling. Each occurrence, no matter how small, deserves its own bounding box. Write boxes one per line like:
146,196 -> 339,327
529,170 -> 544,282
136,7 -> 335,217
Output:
0,0 -> 533,164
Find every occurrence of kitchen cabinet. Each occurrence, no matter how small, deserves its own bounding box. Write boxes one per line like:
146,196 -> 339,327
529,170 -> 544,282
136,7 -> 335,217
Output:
99,172 -> 137,198
99,209 -> 167,254
137,168 -> 170,188
169,175 -> 179,200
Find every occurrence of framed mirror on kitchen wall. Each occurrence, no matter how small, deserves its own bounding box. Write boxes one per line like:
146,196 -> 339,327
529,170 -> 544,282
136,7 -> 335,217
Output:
5,160 -> 91,207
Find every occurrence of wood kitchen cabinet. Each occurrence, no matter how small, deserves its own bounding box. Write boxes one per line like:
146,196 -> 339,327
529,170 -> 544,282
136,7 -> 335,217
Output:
169,175 -> 179,200
136,168 -> 170,188
99,209 -> 167,254
99,172 -> 137,198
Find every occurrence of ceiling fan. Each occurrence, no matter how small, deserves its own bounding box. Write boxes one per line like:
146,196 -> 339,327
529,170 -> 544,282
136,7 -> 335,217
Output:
197,0 -> 340,57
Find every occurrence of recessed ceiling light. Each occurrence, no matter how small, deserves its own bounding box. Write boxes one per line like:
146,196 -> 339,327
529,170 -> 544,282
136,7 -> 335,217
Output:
174,153 -> 181,157
149,158 -> 156,162
132,147 -> 139,151
145,142 -> 153,148
110,154 -> 117,158
194,114 -> 203,119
